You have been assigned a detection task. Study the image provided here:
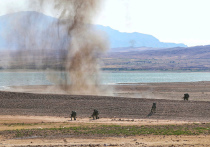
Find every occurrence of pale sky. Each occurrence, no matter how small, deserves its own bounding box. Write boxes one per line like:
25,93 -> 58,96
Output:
1,0 -> 210,47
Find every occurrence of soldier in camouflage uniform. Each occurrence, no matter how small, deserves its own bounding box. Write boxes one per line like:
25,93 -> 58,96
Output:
151,103 -> 156,113
71,111 -> 77,120
92,109 -> 99,120
183,93 -> 189,101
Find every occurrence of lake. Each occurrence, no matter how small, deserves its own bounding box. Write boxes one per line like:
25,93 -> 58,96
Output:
0,72 -> 210,89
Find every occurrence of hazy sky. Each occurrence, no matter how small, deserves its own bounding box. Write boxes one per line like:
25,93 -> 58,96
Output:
1,0 -> 210,47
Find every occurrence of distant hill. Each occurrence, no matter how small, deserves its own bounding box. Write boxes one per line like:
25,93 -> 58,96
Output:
1,43 -> 210,71
107,45 -> 210,59
102,45 -> 210,71
0,11 -> 187,51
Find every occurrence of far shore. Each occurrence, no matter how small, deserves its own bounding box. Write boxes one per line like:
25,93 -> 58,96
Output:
1,69 -> 210,73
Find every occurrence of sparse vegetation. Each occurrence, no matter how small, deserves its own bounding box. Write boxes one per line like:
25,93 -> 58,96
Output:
0,123 -> 209,139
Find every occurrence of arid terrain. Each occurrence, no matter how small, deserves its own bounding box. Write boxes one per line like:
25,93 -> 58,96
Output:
0,82 -> 210,146
102,46 -> 210,71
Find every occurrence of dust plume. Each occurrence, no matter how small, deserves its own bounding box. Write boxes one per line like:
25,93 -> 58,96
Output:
3,0 -> 110,95
34,0 -> 109,95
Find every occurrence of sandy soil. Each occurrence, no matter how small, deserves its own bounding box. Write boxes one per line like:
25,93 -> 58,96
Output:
0,82 -> 210,146
1,135 -> 210,146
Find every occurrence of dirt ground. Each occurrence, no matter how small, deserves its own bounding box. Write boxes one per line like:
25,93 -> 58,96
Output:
0,82 -> 210,146
1,134 -> 210,147
0,116 -> 209,146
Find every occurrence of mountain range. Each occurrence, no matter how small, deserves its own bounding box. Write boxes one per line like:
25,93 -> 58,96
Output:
0,11 -> 187,51
95,25 -> 187,50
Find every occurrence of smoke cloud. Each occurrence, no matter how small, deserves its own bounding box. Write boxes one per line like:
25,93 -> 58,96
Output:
3,0 -> 109,95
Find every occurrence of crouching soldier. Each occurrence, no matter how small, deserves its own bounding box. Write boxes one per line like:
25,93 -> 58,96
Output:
71,111 -> 77,120
183,93 -> 189,101
151,103 -> 156,113
92,109 -> 99,120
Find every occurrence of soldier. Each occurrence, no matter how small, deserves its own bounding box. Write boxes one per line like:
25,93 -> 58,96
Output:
92,109 -> 99,120
183,93 -> 189,101
151,103 -> 156,113
71,111 -> 77,120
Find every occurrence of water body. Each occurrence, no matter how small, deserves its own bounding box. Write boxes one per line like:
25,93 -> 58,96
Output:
102,72 -> 210,84
0,72 -> 52,89
0,72 -> 210,89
